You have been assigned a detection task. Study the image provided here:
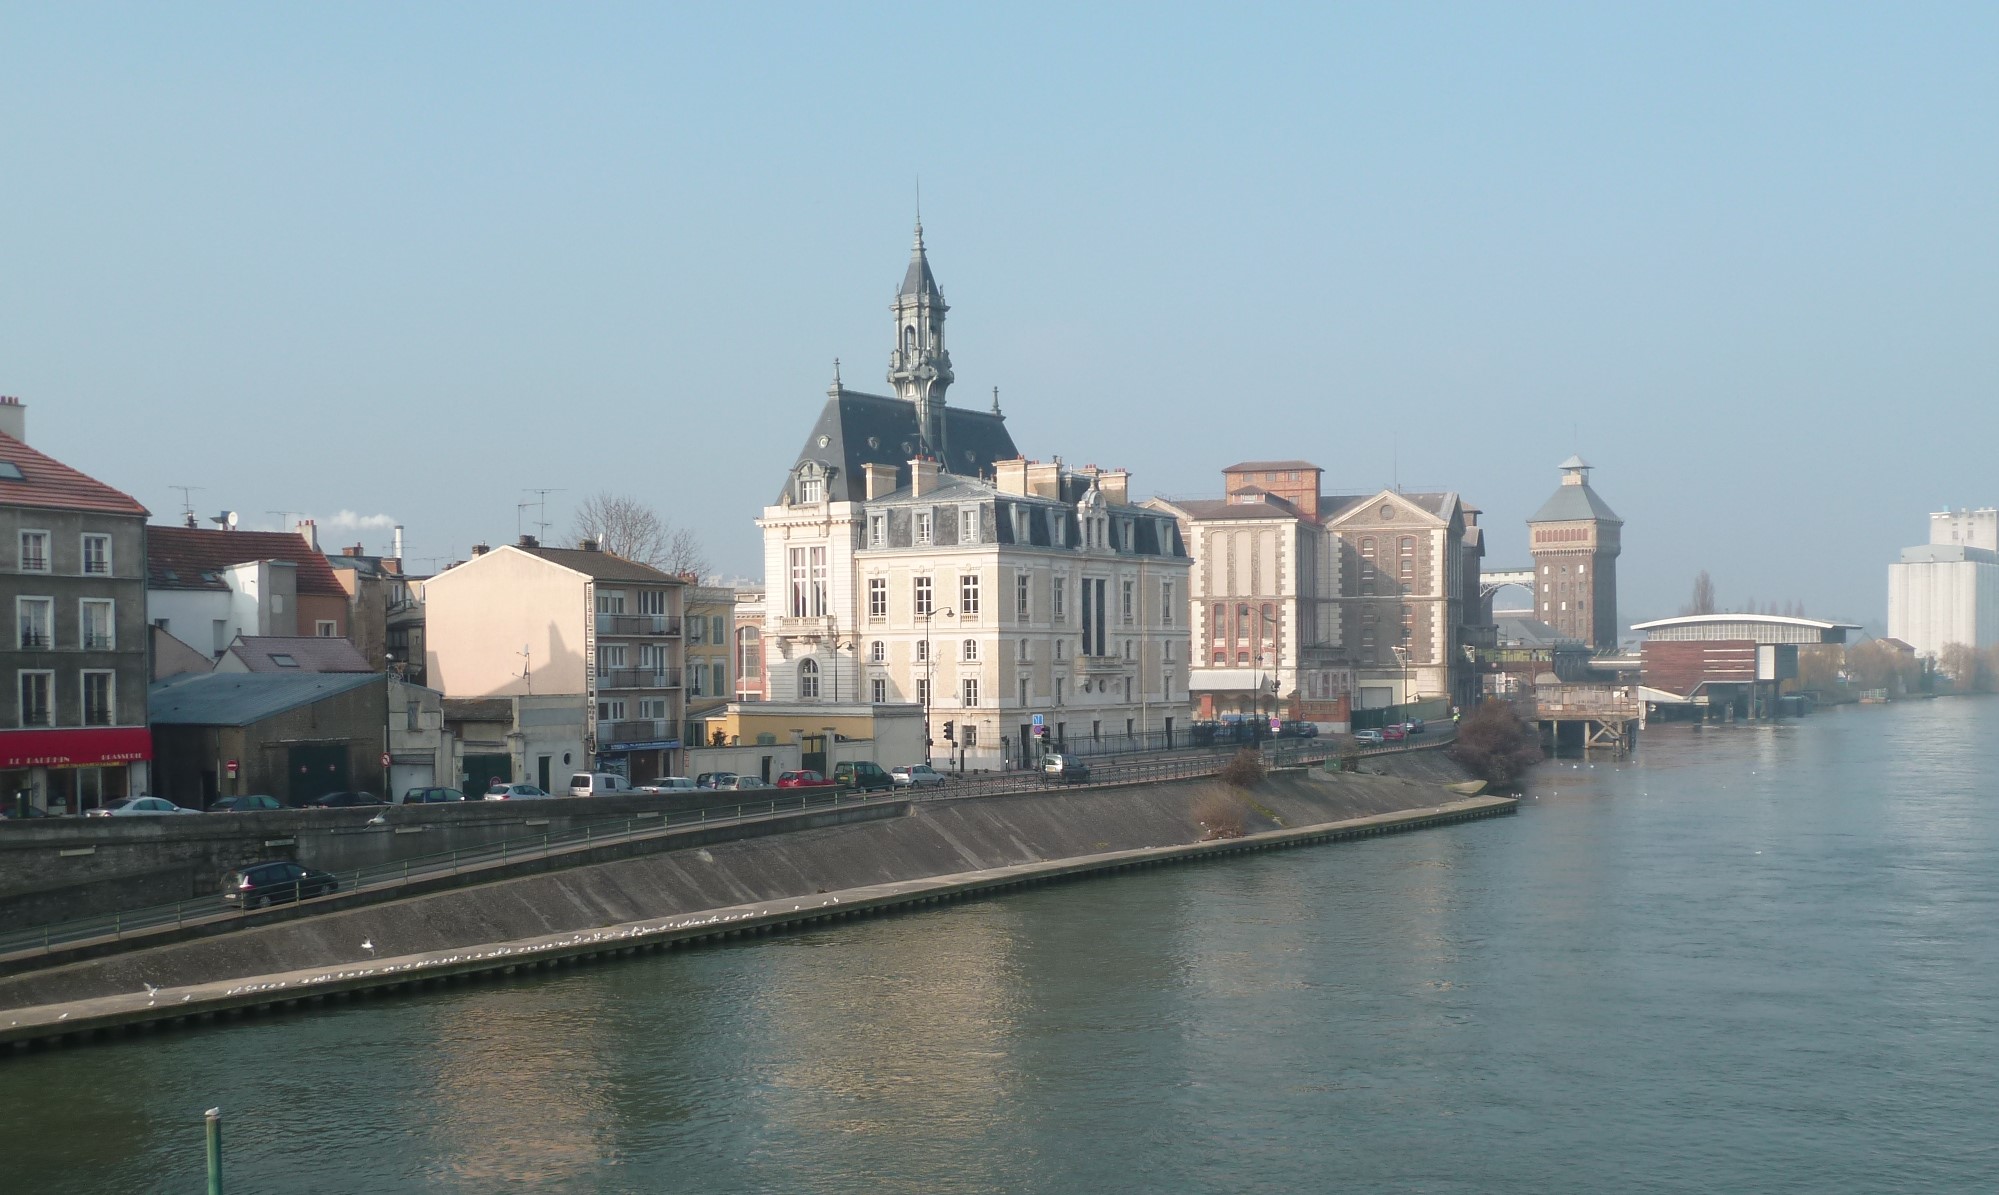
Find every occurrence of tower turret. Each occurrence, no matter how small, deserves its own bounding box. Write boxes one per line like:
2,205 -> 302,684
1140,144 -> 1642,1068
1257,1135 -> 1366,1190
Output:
887,221 -> 955,463
1526,455 -> 1623,651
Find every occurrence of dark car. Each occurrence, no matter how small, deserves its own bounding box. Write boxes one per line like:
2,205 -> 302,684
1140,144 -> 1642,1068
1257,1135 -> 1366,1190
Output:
221,860 -> 340,909
1278,720 -> 1319,739
209,795 -> 285,813
305,791 -> 387,809
1041,754 -> 1092,784
833,760 -> 895,792
1404,718 -> 1426,735
1,800 -> 54,819
399,786 -> 465,805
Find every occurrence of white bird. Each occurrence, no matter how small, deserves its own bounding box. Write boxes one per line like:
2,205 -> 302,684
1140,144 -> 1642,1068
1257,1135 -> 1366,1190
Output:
361,938 -> 375,954
57,1013 -> 68,1020
142,982 -> 159,997
182,995 -> 192,1003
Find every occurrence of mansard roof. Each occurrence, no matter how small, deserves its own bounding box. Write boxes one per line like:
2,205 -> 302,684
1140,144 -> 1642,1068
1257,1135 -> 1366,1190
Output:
781,388 -> 1019,503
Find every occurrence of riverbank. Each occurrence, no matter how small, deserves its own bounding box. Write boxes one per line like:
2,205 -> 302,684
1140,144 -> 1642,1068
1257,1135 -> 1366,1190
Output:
1,761 -> 1509,1050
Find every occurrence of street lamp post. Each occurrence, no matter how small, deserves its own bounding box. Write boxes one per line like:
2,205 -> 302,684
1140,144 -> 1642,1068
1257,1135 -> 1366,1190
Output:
921,604 -> 954,765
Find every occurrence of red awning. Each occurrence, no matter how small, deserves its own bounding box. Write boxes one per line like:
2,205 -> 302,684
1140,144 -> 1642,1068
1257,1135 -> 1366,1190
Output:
0,727 -> 153,770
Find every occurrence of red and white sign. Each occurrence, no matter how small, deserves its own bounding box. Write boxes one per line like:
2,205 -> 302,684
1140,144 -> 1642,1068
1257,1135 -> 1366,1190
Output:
380,752 -> 391,767
226,759 -> 239,778
0,727 -> 152,770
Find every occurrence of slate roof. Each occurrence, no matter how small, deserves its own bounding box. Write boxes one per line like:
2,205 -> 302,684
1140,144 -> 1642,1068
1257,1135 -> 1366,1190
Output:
1528,481 -> 1622,524
222,635 -> 373,673
1164,497 -> 1310,522
1323,491 -> 1462,523
518,545 -> 681,584
900,224 -> 942,299
0,431 -> 149,517
149,671 -> 379,726
147,527 -> 348,595
782,389 -> 1020,503
1221,460 -> 1321,473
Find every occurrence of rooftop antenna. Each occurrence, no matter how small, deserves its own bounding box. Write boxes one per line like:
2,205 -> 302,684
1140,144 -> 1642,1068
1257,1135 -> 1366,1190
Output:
522,488 -> 561,541
169,485 -> 203,529
265,510 -> 301,533
1392,433 -> 1400,493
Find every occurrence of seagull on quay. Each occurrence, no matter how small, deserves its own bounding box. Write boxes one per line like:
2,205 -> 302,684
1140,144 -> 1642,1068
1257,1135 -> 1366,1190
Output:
361,938 -> 376,956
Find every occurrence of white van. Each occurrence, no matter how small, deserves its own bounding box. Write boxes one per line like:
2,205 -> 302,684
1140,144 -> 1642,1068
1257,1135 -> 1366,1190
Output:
567,772 -> 635,797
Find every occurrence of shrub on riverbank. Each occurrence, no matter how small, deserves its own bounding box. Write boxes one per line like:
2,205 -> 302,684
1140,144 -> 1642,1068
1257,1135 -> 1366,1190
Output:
1447,699 -> 1543,789
1192,786 -> 1247,839
1218,747 -> 1266,789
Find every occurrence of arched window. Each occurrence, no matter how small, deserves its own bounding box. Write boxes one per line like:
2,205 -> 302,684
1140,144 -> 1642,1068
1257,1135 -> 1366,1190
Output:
962,638 -> 979,662
1236,651 -> 1250,667
798,658 -> 820,699
904,326 -> 917,356
869,640 -> 885,663
1261,603 -> 1276,637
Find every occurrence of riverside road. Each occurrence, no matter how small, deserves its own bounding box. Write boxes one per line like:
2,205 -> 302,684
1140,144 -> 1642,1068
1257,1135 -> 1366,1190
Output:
2,698 -> 1994,1193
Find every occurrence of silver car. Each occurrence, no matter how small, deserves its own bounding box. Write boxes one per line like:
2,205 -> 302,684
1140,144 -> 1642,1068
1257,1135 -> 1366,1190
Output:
891,764 -> 947,788
88,797 -> 201,817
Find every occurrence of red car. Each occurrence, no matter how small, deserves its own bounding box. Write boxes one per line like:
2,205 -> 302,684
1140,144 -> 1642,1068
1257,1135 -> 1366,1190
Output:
775,770 -> 834,789
1381,724 -> 1408,742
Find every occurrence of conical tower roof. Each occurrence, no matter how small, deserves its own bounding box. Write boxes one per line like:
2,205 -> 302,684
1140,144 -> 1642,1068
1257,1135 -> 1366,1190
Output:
899,222 -> 942,300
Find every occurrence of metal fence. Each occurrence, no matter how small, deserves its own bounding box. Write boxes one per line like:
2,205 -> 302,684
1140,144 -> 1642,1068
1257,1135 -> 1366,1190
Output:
0,728 -> 1457,960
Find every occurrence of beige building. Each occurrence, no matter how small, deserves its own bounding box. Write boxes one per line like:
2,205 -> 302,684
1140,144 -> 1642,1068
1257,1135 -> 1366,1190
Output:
683,585 -> 736,740
423,537 -> 687,779
1325,489 -> 1484,711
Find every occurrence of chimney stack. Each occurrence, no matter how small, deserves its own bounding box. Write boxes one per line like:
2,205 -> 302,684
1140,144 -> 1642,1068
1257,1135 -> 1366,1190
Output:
579,538 -> 601,552
392,524 -> 404,560
296,518 -> 318,551
0,396 -> 24,443
909,457 -> 940,498
471,542 -> 490,556
518,534 -> 539,549
864,462 -> 899,501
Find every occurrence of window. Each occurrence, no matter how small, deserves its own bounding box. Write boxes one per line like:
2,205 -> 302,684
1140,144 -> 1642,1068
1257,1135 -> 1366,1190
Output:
1017,639 -> 1030,662
596,590 -> 626,615
688,667 -> 705,696
1123,640 -> 1133,659
868,577 -> 888,619
915,576 -> 934,617
960,508 -> 979,544
598,643 -> 628,669
961,677 -> 980,707
271,595 -> 284,615
1052,578 -> 1066,621
640,698 -> 669,719
1577,563 -> 1587,576
870,514 -> 887,547
18,531 -> 47,573
962,638 -> 979,662
798,473 -> 823,503
1018,677 -> 1030,706
870,640 -> 886,663
1055,678 -> 1065,705
81,599 -> 114,650
1161,581 -> 1174,625
710,615 -> 726,643
1121,579 -> 1135,625
799,658 -> 820,698
315,620 -> 338,637
1163,640 -> 1173,662
17,597 -> 52,649
916,639 -> 928,663
871,677 -> 888,704
1123,677 -> 1132,703
917,677 -> 930,706
81,534 -> 111,576
736,627 -> 761,686
688,616 -> 705,643
597,699 -> 627,721
1016,572 -> 1030,619
788,548 -> 828,617
1014,508 -> 1031,541
960,573 -> 981,616
1049,511 -> 1064,546
269,654 -> 299,669
638,589 -> 668,616
915,511 -> 933,545
18,671 -> 51,726
1054,639 -> 1066,660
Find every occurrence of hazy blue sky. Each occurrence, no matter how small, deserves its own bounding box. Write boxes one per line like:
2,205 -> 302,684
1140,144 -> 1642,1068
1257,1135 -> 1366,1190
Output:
5,3 -> 1995,629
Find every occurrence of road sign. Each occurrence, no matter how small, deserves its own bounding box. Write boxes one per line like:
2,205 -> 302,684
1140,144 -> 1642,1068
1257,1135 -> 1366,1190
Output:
380,752 -> 391,767
225,759 -> 238,778
1032,725 -> 1046,737
1031,714 -> 1044,727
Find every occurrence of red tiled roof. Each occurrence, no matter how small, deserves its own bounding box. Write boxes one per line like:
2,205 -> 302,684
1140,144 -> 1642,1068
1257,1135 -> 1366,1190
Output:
223,636 -> 372,673
147,526 -> 347,596
0,432 -> 149,517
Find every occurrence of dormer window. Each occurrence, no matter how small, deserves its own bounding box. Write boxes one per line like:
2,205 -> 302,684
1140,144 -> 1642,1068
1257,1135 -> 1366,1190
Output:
915,511 -> 933,545
960,508 -> 979,544
799,474 -> 823,503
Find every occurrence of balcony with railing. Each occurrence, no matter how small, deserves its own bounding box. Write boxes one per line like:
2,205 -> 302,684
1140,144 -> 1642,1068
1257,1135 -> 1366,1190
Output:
1076,654 -> 1130,675
83,633 -> 115,651
596,613 -> 682,637
600,718 -> 678,747
18,631 -> 49,650
599,667 -> 684,690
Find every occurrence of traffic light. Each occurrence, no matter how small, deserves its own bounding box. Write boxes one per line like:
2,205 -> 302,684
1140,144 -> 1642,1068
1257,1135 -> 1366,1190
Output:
942,720 -> 955,743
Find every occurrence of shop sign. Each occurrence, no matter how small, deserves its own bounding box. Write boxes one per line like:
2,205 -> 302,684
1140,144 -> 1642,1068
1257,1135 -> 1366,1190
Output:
0,727 -> 153,770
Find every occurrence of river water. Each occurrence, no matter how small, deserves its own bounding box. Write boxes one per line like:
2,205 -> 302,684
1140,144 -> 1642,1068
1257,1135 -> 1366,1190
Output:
4,697 -> 1995,1193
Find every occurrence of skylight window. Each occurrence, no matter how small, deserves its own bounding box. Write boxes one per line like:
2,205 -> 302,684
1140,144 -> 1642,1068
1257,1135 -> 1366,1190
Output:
269,654 -> 299,668
0,462 -> 22,480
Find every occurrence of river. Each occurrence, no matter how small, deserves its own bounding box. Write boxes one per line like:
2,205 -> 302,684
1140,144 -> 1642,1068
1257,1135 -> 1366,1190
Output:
3,697 -> 1995,1193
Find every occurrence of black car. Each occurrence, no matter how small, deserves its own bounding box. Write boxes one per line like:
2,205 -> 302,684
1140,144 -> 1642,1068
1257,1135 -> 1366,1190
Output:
399,786 -> 465,805
221,860 -> 340,908
209,794 -> 285,813
1278,720 -> 1319,739
305,791 -> 387,809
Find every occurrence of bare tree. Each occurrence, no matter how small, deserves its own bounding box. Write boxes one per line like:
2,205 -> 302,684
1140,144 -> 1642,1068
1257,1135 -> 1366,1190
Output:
1683,570 -> 1717,616
570,492 -> 709,577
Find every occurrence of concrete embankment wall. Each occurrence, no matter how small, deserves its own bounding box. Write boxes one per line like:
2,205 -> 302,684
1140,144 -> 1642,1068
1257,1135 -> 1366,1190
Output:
0,767 -> 1468,1013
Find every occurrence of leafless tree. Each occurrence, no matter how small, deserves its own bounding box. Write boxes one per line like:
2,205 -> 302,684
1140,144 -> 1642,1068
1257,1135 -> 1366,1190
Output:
570,493 -> 709,577
1683,570 -> 1717,616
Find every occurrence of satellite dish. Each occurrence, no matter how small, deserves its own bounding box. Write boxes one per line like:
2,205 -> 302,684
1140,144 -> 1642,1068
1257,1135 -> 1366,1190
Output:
225,510 -> 238,529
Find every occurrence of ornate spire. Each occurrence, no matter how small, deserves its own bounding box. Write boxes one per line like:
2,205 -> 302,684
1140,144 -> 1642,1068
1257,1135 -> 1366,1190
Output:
889,220 -> 953,462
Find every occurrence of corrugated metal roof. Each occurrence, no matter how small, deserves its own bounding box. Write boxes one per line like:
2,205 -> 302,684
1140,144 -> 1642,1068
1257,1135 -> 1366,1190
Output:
0,431 -> 150,517
149,671 -> 378,726
147,527 -> 348,595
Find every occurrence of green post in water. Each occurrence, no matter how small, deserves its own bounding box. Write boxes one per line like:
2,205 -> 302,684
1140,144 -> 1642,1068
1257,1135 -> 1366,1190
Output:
204,1107 -> 222,1194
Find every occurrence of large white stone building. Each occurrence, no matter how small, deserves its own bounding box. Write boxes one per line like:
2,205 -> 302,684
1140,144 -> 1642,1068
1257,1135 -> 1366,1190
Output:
756,225 -> 1193,770
1888,507 -> 1999,659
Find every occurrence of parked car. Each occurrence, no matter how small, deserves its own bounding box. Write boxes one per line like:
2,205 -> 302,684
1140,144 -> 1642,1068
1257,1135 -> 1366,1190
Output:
567,772 -> 636,797
485,783 -> 553,801
776,769 -> 834,789
1,801 -> 54,819
1404,718 -> 1426,735
1278,720 -> 1320,739
1040,754 -> 1092,784
398,787 -> 465,805
833,760 -> 896,792
305,791 -> 388,809
890,764 -> 947,788
718,775 -> 774,791
1353,729 -> 1386,746
209,795 -> 285,813
220,860 -> 340,909
88,796 -> 202,817
1381,724 -> 1408,742
695,772 -> 738,790
637,777 -> 698,794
